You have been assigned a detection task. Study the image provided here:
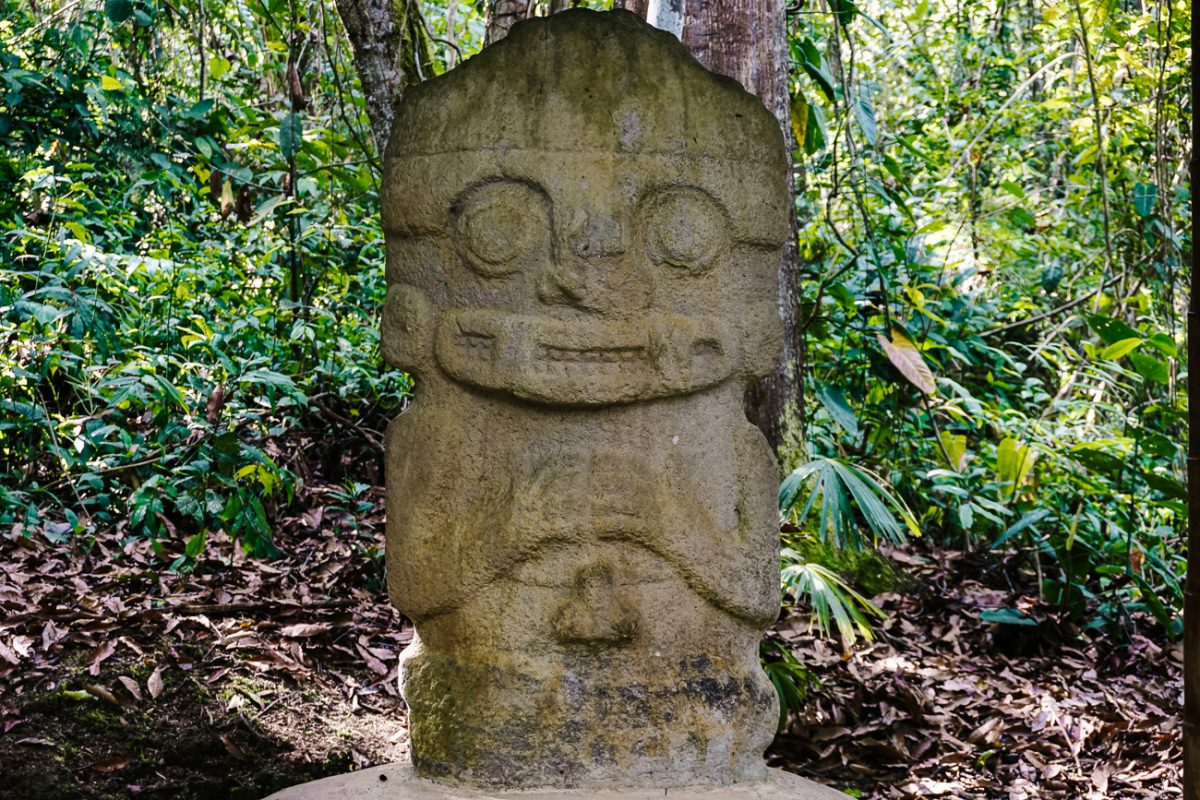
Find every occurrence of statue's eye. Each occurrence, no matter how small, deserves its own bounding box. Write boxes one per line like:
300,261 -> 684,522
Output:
451,182 -> 549,277
642,188 -> 727,274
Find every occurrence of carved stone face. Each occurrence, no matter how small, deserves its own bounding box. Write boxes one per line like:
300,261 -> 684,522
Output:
383,151 -> 784,405
380,17 -> 788,406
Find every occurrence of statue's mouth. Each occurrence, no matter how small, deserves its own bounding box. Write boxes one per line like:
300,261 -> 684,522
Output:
434,309 -> 736,405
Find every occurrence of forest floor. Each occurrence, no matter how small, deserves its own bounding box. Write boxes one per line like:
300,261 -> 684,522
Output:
0,482 -> 1182,799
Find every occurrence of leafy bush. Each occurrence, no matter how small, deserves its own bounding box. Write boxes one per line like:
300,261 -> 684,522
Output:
1,1 -> 410,558
792,0 -> 1189,637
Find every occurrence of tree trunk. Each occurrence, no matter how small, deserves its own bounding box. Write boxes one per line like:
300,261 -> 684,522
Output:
486,0 -> 533,44
669,1 -> 802,456
332,0 -> 432,154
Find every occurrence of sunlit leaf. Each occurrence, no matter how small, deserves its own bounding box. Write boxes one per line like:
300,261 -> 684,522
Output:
995,438 -> 1035,500
939,431 -> 967,471
1099,337 -> 1143,360
879,329 -> 936,395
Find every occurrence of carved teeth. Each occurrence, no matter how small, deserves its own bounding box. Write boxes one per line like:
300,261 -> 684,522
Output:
537,345 -> 646,367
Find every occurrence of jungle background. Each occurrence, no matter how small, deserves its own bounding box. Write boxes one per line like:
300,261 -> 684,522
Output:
0,0 -> 1189,797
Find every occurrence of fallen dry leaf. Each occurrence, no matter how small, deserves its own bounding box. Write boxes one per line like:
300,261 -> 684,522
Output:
146,666 -> 163,700
87,640 -> 117,676
278,623 -> 330,638
219,734 -> 249,762
91,756 -> 132,773
117,676 -> 142,702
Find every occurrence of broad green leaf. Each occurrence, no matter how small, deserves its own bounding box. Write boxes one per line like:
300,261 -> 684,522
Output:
1009,207 -> 1036,228
250,195 -> 291,225
184,529 -> 207,559
879,329 -> 936,395
64,221 -> 90,242
1141,433 -> 1177,458
996,438 -> 1035,499
1000,179 -> 1026,199
939,431 -> 967,471
1145,332 -> 1178,357
279,112 -> 303,161
854,92 -> 878,146
1085,313 -> 1139,345
209,56 -> 232,80
980,608 -> 1038,627
1100,337 -> 1143,360
958,503 -> 974,530
239,368 -> 297,389
1133,181 -> 1158,217
805,102 -> 828,155
1144,471 -> 1186,499
797,39 -> 837,103
814,381 -> 859,437
1129,352 -> 1169,384
105,0 -> 134,24
1070,445 -> 1124,476
829,0 -> 856,25
882,154 -> 906,184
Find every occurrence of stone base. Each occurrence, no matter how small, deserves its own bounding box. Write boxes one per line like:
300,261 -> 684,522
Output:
263,764 -> 848,799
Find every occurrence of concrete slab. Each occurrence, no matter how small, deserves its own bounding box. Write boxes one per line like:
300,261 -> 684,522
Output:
265,764 -> 849,800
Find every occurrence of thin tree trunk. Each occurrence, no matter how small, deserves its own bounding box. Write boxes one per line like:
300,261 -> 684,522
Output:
1184,3 -> 1199,797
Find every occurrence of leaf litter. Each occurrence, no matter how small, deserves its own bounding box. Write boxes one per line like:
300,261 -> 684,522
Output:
0,487 -> 1181,798
771,548 -> 1182,798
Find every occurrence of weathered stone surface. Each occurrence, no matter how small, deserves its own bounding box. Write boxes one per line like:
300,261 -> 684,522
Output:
376,8 -> 799,793
265,763 -> 849,800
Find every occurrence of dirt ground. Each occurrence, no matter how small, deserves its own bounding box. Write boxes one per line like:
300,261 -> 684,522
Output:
0,488 -> 1182,799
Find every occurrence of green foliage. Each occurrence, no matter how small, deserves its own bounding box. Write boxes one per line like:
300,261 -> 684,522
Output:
790,0 -> 1189,637
780,552 -> 887,643
780,457 -> 918,550
760,638 -> 818,730
777,456 -> 908,643
787,535 -> 905,598
0,1 -> 414,557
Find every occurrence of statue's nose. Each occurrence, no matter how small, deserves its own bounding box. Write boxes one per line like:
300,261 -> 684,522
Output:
570,215 -> 625,259
536,213 -> 649,313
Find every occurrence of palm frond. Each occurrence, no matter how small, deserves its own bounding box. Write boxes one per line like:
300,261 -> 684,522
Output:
780,548 -> 887,644
780,457 -> 919,550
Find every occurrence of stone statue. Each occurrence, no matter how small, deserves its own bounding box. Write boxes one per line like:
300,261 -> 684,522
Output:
268,9 -> 847,799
